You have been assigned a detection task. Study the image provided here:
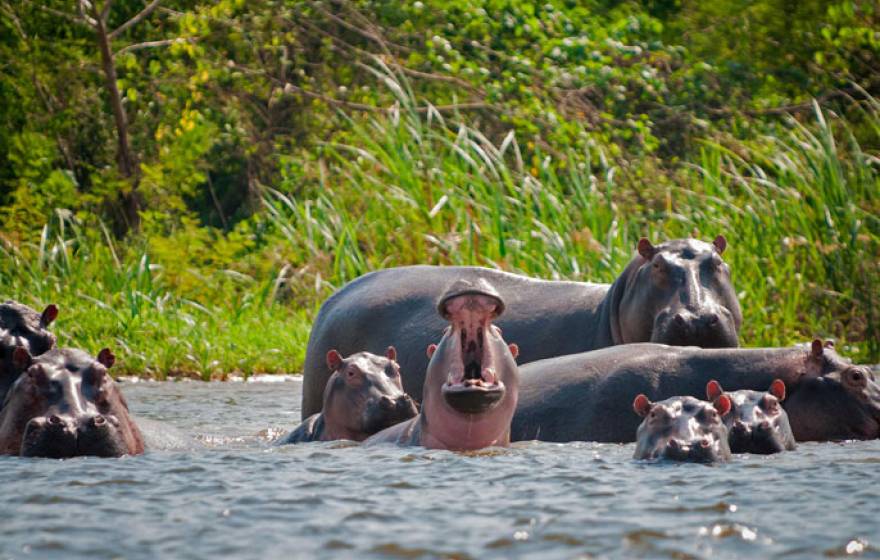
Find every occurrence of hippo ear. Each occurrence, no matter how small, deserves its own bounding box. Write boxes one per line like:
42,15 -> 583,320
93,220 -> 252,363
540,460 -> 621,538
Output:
769,379 -> 786,401
97,348 -> 115,368
508,343 -> 519,360
637,238 -> 656,261
633,394 -> 652,417
29,364 -> 49,388
426,344 -> 437,359
326,349 -> 344,371
713,394 -> 732,417
810,339 -> 824,359
12,346 -> 32,370
706,380 -> 724,401
40,304 -> 59,327
712,235 -> 727,255
385,346 -> 397,362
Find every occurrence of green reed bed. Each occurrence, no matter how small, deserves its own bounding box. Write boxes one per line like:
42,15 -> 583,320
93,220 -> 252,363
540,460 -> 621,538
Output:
2,86 -> 877,377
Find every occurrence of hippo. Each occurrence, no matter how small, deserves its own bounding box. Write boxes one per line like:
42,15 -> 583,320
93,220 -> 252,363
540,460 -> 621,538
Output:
301,236 -> 741,417
706,379 -> 797,454
0,301 -> 58,404
633,394 -> 732,462
512,340 -> 879,443
277,347 -> 418,444
364,279 -> 520,450
0,347 -> 144,458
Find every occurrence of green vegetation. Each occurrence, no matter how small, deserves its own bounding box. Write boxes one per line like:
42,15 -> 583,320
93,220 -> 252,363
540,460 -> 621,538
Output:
1,1 -> 878,378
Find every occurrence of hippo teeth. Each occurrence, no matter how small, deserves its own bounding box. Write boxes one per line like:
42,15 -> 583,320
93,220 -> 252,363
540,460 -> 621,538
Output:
482,368 -> 497,385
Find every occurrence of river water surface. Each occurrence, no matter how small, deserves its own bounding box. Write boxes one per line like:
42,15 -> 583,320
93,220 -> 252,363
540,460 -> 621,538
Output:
1,378 -> 878,559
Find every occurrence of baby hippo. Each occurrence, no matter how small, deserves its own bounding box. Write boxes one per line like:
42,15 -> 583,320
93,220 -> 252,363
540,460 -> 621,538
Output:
633,394 -> 732,463
277,347 -> 418,444
0,347 -> 144,458
707,379 -> 796,454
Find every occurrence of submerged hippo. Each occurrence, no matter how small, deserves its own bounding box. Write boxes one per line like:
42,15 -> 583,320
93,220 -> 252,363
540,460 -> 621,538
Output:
0,347 -> 144,458
707,379 -> 796,454
512,340 -> 880,443
0,301 -> 58,405
277,348 -> 418,444
633,394 -> 732,462
302,236 -> 741,417
364,279 -> 520,450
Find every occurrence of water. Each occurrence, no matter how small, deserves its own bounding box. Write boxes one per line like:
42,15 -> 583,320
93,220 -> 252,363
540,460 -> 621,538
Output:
2,379 -> 878,559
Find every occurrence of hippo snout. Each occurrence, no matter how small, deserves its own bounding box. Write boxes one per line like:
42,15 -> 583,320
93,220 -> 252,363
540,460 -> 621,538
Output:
77,414 -> 127,458
21,415 -> 78,458
653,305 -> 738,348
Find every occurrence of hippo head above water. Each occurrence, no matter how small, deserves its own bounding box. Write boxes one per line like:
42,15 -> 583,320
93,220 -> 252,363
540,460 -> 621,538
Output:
421,278 -> 520,449
614,237 -> 741,348
783,341 -> 880,442
633,394 -> 732,463
0,301 -> 58,404
707,379 -> 796,454
322,347 -> 419,441
0,347 -> 144,458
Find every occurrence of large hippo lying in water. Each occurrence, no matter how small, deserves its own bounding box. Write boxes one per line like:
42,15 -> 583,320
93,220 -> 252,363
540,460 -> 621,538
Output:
512,340 -> 879,443
0,301 -> 58,405
302,236 -> 741,417
0,347 -> 144,458
277,348 -> 418,444
365,279 -> 520,450
633,394 -> 733,463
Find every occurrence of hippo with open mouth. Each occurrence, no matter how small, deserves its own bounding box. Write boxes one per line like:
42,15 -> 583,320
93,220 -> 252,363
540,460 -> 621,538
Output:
0,347 -> 144,458
300,236 -> 742,418
706,379 -> 797,454
0,301 -> 58,405
633,394 -> 733,463
277,347 -> 418,444
364,279 -> 520,450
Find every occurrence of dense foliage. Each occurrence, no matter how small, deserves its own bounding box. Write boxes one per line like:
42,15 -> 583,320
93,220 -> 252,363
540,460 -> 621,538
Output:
1,0 -> 878,377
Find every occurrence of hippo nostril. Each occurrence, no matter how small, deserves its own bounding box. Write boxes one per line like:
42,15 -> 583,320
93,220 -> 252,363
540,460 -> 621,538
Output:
705,313 -> 719,326
758,420 -> 771,431
668,439 -> 681,450
379,396 -> 395,410
674,314 -> 686,327
48,415 -> 63,426
700,438 -> 711,448
93,415 -> 107,427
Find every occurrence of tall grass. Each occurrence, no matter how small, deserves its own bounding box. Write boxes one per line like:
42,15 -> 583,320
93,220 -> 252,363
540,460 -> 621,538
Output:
2,69 -> 877,375
267,68 -> 879,361
0,214 -> 311,379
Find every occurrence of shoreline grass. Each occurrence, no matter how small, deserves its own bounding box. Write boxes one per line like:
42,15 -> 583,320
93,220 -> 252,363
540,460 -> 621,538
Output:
2,82 -> 877,378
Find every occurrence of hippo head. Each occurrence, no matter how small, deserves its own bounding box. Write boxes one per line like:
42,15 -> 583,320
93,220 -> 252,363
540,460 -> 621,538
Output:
322,347 -> 419,441
0,348 -> 144,458
614,237 -> 741,348
783,341 -> 880,441
633,394 -> 732,463
0,302 -> 58,402
707,379 -> 796,454
421,278 -> 520,449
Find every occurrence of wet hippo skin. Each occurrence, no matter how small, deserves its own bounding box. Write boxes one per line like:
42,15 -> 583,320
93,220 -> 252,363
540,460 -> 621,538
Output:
512,340 -> 879,443
365,279 -> 520,450
302,236 -> 742,418
633,394 -> 733,463
707,379 -> 797,454
277,348 -> 418,444
0,347 -> 144,458
0,301 -> 58,407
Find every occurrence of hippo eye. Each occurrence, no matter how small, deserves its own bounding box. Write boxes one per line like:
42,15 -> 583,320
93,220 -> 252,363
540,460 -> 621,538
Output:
761,395 -> 779,412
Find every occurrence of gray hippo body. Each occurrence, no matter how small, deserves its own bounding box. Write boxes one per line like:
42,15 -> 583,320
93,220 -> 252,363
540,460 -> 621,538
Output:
512,341 -> 879,443
302,237 -> 741,418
